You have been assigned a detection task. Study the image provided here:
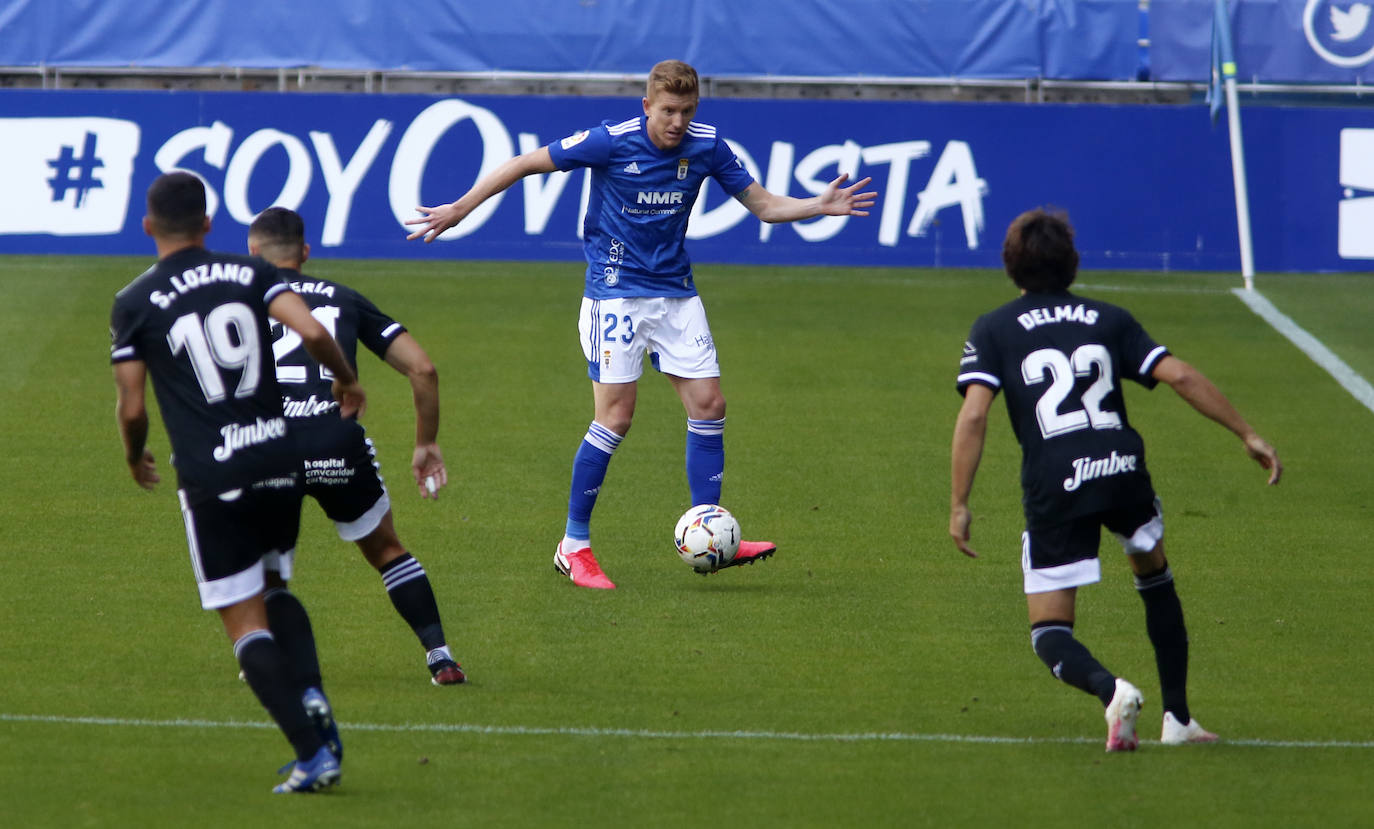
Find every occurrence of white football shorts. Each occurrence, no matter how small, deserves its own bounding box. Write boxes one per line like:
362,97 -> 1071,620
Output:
578,296 -> 720,383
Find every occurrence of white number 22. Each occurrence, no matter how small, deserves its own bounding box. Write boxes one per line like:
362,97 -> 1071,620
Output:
1021,344 -> 1122,439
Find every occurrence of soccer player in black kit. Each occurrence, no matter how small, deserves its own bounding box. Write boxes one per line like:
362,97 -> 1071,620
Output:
949,208 -> 1281,751
247,207 -> 465,686
111,172 -> 363,792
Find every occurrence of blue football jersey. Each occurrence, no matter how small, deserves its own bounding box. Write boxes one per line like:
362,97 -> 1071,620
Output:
546,115 -> 754,299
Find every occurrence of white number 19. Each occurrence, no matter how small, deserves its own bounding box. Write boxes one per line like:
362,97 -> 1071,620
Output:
167,303 -> 262,403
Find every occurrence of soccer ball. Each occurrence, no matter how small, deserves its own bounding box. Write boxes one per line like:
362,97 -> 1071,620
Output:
674,504 -> 741,572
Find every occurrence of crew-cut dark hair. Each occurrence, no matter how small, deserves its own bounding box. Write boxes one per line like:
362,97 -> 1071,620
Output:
146,171 -> 207,238
1001,208 -> 1079,293
247,205 -> 308,266
248,206 -> 306,246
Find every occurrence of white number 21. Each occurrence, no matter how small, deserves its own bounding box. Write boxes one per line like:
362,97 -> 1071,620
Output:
272,305 -> 341,383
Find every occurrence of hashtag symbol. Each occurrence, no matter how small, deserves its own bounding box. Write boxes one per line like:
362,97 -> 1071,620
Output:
46,132 -> 105,208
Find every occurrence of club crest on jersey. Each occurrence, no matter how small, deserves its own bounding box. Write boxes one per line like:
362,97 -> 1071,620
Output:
677,159 -> 690,180
561,130 -> 590,150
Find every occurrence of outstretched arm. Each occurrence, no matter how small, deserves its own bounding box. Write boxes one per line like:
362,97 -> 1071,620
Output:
950,384 -> 996,558
734,173 -> 878,224
1152,355 -> 1281,485
113,360 -> 160,490
383,332 -> 447,500
405,146 -> 559,243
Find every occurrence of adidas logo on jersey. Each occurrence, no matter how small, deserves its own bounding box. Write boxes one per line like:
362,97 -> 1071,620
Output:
623,162 -> 642,174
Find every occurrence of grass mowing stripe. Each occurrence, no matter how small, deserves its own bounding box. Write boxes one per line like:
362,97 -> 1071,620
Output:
696,270 -> 1233,294
1233,287 -> 1374,415
1076,282 -> 1233,295
5,712 -> 1371,749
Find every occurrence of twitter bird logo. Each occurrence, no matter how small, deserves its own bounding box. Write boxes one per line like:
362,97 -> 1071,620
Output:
1306,0 -> 1374,68
1331,3 -> 1371,42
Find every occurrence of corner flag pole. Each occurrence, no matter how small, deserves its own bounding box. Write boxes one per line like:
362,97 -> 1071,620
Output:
1212,0 -> 1255,290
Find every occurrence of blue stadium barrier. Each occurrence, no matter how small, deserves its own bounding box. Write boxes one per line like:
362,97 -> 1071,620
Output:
0,0 -> 1140,80
8,1 -> 1372,84
1152,0 -> 1374,83
2,88 -> 1372,272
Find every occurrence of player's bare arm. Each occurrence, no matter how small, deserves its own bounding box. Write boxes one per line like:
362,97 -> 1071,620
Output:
1152,355 -> 1282,485
268,291 -> 367,419
384,332 -> 447,499
406,147 -> 559,243
734,174 -> 878,224
113,360 -> 160,489
949,383 -> 995,558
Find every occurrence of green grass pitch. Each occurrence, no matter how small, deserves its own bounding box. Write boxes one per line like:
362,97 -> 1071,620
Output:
0,254 -> 1369,827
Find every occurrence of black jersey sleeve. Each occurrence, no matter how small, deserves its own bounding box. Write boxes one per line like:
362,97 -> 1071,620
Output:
955,313 -> 1001,395
1114,308 -> 1169,388
109,293 -> 144,364
354,290 -> 406,361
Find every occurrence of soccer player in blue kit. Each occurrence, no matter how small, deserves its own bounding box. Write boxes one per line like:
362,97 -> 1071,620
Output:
408,60 -> 877,589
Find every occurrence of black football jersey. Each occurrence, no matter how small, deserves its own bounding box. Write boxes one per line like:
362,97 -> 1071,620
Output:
110,248 -> 298,500
956,291 -> 1170,528
269,270 -> 405,425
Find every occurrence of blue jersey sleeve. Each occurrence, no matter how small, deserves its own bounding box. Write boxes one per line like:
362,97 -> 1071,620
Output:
547,125 -> 611,171
708,138 -> 754,197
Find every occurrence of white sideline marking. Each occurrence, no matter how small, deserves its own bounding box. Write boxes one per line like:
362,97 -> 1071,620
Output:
2,713 -> 1371,749
1233,288 -> 1374,415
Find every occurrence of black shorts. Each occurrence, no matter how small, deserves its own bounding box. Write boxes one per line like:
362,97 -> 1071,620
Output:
1021,497 -> 1164,594
179,474 -> 303,609
296,419 -> 390,541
